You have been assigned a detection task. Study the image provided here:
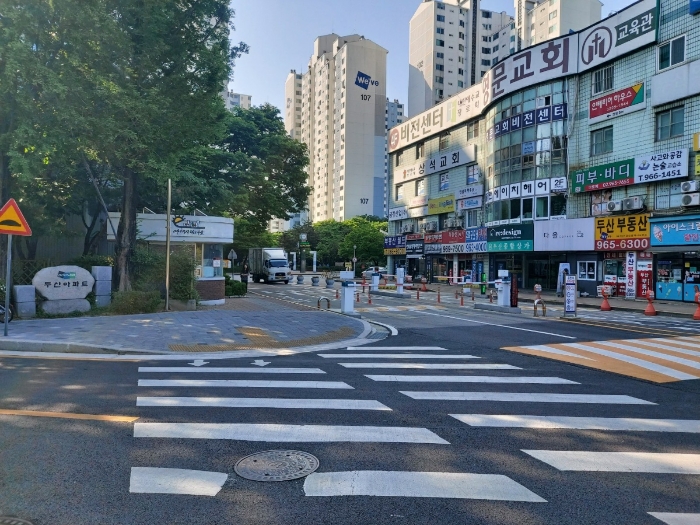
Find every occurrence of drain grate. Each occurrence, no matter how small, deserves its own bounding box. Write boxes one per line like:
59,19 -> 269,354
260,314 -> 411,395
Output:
234,450 -> 319,482
0,518 -> 35,525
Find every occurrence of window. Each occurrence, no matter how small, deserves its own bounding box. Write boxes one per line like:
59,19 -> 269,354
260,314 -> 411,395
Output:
482,36 -> 489,42
437,15 -> 445,22
590,126 -> 613,156
467,120 -> 479,139
522,198 -> 533,220
439,132 -> 450,151
435,76 -> 444,83
437,27 -> 445,34
459,20 -> 465,27
656,107 -> 684,141
482,47 -> 491,54
436,39 -> 445,47
436,64 -> 444,71
395,184 -> 404,201
483,23 -> 491,30
457,80 -> 464,87
658,36 -> 685,70
548,25 -> 557,34
578,261 -> 597,281
395,150 -> 403,167
458,68 -> 464,75
493,45 -> 499,52
549,10 -> 557,19
437,52 -> 444,58
481,59 -> 491,66
416,178 -> 426,195
436,2 -> 445,8
459,44 -> 465,51
592,64 -> 614,95
482,10 -> 491,18
535,196 -> 549,219
465,210 -> 478,228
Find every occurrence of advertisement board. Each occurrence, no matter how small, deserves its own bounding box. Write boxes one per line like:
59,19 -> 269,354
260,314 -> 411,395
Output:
394,146 -> 476,185
457,197 -> 483,211
571,159 -> 635,193
456,185 -> 484,199
405,234 -> 424,257
625,251 -> 637,299
650,214 -> 700,247
634,149 -> 688,184
383,235 -> 406,255
388,206 -> 408,222
534,218 -> 594,252
564,275 -> 577,315
589,83 -> 646,124
465,227 -> 487,253
594,214 -> 650,251
487,223 -> 534,252
428,196 -> 456,215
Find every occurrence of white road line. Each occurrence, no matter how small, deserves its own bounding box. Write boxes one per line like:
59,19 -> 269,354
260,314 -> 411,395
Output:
319,354 -> 479,359
401,392 -> 655,404
592,341 -> 700,370
522,451 -> 700,474
525,345 -> 595,360
302,471 -> 546,501
129,467 -> 227,496
636,339 -> 700,357
137,379 -> 353,389
136,397 -> 391,410
367,321 -> 398,336
648,513 -> 700,525
417,311 -> 576,339
338,363 -> 521,370
368,375 -> 577,384
566,343 -> 698,380
134,423 -> 449,443
451,415 -> 700,432
346,346 -> 446,351
137,367 -> 326,374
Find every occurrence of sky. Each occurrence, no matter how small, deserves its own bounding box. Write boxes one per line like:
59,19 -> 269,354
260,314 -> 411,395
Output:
230,0 -> 637,113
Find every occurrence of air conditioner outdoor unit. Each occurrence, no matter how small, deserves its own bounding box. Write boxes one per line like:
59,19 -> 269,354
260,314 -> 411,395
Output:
401,224 -> 414,233
448,218 -> 463,229
681,181 -> 700,193
419,222 -> 428,232
607,200 -> 624,212
623,196 -> 645,211
425,221 -> 438,232
681,193 -> 700,207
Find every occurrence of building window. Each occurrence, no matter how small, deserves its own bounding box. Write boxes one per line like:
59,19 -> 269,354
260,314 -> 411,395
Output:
467,120 -> 479,139
592,64 -> 614,95
481,10 -> 491,18
658,36 -> 685,70
437,27 -> 445,34
493,45 -> 499,52
435,76 -> 444,83
395,150 -> 403,167
481,59 -> 491,66
437,15 -> 445,22
482,36 -> 489,42
548,25 -> 557,34
436,64 -> 444,71
436,39 -> 445,47
416,142 -> 424,159
656,107 -> 684,141
482,47 -> 491,54
436,2 -> 445,9
457,68 -> 464,75
459,20 -> 465,27
439,132 -> 450,151
549,10 -> 557,19
395,184 -> 404,201
590,126 -> 613,156
416,179 -> 426,195
578,261 -> 597,281
459,44 -> 465,51
437,52 -> 444,58
457,80 -> 464,87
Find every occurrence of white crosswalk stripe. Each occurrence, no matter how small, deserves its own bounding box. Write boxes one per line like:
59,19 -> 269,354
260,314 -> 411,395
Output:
345,346 -> 447,351
401,392 -> 655,404
320,353 -> 479,359
648,513 -> 700,525
137,367 -> 326,374
522,451 -> 700,474
138,379 -> 353,389
136,397 -> 391,410
338,363 -> 520,370
129,467 -> 227,496
451,415 -> 700,432
368,375 -> 577,384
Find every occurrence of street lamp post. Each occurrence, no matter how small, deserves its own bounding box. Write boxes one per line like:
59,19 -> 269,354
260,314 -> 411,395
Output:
353,244 -> 357,274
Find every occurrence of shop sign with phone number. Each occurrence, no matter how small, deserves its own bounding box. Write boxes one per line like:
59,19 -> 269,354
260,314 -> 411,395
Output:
594,214 -> 650,250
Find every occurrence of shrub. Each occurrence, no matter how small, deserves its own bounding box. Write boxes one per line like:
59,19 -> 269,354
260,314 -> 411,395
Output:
69,254 -> 114,272
130,248 -> 166,294
226,281 -> 246,296
110,291 -> 162,315
169,251 -> 198,301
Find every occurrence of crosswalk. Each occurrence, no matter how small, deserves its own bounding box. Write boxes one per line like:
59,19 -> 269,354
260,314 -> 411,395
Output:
503,335 -> 700,382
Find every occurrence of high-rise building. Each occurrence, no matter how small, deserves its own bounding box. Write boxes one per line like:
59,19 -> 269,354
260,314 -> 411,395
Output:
384,98 -> 406,216
284,71 -> 303,140
515,0 -> 602,51
286,34 -> 388,223
408,0 -> 513,117
222,90 -> 252,110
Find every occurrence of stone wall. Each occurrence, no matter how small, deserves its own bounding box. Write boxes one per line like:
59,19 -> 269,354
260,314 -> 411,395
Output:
195,278 -> 225,301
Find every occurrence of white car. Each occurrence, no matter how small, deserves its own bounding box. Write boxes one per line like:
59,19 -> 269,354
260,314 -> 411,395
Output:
362,267 -> 388,278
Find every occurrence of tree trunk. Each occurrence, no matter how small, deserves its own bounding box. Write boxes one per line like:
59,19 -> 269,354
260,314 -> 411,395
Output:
114,168 -> 137,291
0,152 -> 10,205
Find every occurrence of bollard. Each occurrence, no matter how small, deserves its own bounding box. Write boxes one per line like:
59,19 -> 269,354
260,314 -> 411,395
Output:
421,278 -> 428,292
460,294 -> 464,307
335,288 -> 339,300
600,288 -> 612,311
489,289 -> 494,303
416,290 -> 420,301
362,284 -> 366,294
368,292 -> 372,305
643,290 -> 657,316
317,298 -> 330,310
356,292 -> 360,303
437,287 -> 441,304
534,299 -> 547,317
362,275 -> 367,286
471,288 -> 475,301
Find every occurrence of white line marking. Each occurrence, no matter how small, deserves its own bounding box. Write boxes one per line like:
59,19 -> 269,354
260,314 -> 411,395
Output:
345,346 -> 446,351
451,415 -> 700,432
367,322 -> 399,336
302,471 -> 545,501
137,367 -> 326,374
417,311 -> 576,339
525,345 -> 595,360
401,392 -> 655,404
565,343 -> 698,380
133,423 -> 449,443
129,467 -> 227,496
522,451 -> 700,474
648,513 -> 700,525
136,397 -> 391,410
638,339 -> 700,357
592,340 -> 700,370
338,363 -> 521,370
319,354 -> 479,359
368,375 -> 577,384
137,379 -> 353,389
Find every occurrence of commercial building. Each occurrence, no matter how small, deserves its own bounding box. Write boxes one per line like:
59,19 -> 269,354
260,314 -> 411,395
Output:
408,0 -> 513,116
515,0 -> 602,51
287,34 -> 388,223
222,91 -> 252,111
387,0 -> 700,303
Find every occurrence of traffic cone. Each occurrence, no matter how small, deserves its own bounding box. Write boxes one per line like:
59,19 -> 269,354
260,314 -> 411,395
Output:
694,291 -> 700,321
643,291 -> 656,316
600,290 -> 612,312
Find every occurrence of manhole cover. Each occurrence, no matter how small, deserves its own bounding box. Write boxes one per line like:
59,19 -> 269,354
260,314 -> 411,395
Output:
234,450 -> 319,482
0,519 -> 35,525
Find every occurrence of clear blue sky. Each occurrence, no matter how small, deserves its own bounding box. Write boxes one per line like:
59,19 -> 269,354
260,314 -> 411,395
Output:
230,0 -> 636,112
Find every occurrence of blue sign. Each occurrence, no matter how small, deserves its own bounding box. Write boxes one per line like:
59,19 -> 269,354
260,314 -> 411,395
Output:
650,215 -> 700,246
355,71 -> 378,90
691,0 -> 700,15
383,235 -> 406,249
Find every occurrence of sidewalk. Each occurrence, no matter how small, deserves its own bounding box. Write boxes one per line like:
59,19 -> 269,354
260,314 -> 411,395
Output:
0,296 -> 371,356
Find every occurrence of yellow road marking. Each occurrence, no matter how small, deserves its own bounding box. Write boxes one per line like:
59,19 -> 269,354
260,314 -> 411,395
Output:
0,409 -> 139,422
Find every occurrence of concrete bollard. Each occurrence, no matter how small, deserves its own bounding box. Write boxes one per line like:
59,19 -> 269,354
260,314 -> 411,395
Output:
13,285 -> 36,318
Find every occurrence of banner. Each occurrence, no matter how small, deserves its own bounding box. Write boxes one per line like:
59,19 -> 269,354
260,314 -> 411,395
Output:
589,83 -> 646,124
428,196 -> 455,215
634,149 -> 688,184
650,214 -> 700,247
534,218 -> 594,252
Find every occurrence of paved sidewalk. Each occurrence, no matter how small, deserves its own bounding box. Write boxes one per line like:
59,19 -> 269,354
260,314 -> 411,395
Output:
0,296 -> 370,355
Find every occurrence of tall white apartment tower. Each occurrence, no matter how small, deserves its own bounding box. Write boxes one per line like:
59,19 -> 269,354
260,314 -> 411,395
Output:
292,34 -> 388,223
408,0 -> 513,117
515,0 -> 602,51
284,71 -> 303,140
384,98 -> 405,216
222,91 -> 252,110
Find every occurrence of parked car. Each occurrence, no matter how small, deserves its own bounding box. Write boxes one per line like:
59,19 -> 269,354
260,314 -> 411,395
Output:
362,267 -> 388,278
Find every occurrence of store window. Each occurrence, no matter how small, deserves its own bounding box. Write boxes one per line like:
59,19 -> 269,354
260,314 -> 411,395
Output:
590,126 -> 613,156
656,107 -> 684,141
578,261 -> 597,281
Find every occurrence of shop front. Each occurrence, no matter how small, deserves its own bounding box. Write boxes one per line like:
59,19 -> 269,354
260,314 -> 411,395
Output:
405,234 -> 425,281
650,214 -> 700,302
487,223 -> 533,288
423,233 -> 442,283
384,235 -> 406,277
108,212 -> 234,305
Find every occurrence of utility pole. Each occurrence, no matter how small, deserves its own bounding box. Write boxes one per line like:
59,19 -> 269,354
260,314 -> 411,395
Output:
165,179 -> 172,311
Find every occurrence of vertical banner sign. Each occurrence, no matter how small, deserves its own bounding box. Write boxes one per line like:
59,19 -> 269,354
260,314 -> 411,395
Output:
564,275 -> 577,315
625,251 -> 637,299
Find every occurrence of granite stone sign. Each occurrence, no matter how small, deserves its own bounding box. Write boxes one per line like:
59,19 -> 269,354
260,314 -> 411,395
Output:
33,265 -> 95,311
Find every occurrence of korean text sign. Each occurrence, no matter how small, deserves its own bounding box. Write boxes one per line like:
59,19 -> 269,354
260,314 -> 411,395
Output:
571,159 -> 635,193
589,83 -> 645,124
487,224 -> 534,252
650,215 -> 700,247
594,214 -> 650,251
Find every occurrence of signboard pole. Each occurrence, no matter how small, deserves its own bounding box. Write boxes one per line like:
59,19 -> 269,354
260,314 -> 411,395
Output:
564,274 -> 577,318
165,178 -> 172,311
4,234 -> 12,336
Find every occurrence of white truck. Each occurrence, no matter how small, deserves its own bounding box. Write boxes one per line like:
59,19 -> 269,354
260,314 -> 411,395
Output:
248,248 -> 291,284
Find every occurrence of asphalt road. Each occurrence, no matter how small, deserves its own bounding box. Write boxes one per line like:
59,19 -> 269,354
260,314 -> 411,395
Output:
0,287 -> 699,525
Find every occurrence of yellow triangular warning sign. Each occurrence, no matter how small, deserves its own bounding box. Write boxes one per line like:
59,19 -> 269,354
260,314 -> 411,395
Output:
0,199 -> 32,236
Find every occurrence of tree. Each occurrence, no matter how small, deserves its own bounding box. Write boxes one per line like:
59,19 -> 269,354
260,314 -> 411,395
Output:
230,217 -> 279,262
314,220 -> 352,266
339,217 -> 387,266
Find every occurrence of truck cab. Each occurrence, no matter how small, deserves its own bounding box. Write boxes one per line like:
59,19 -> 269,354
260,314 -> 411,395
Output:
249,248 -> 291,284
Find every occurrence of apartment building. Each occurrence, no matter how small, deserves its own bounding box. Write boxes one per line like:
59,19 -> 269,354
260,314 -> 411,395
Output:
515,0 -> 601,51
408,0 -> 513,116
284,71 -> 303,140
222,91 -> 252,111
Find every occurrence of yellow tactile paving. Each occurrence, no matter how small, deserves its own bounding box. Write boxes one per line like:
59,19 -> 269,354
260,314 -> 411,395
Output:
0,409 -> 138,422
503,336 -> 700,383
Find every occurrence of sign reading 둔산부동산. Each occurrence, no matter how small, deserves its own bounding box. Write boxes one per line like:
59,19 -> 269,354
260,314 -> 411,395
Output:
594,214 -> 650,251
33,266 -> 95,301
487,224 -> 534,252
589,83 -> 645,124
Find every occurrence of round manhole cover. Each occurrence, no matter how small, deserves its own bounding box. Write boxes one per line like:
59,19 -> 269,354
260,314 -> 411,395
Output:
234,450 -> 319,482
0,519 -> 35,525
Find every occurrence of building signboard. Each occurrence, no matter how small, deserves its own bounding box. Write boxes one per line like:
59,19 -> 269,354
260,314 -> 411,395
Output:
108,213 -> 234,244
589,83 -> 646,124
428,196 -> 455,215
456,184 -> 484,199
634,149 -> 689,184
692,0 -> 700,15
394,146 -> 476,185
410,195 -> 428,207
405,234 -> 424,257
696,155 -> 700,176
650,214 -> 700,247
464,227 -> 487,253
487,223 -> 534,252
408,206 -> 429,218
570,159 -> 635,193
594,214 -> 650,251
388,206 -> 408,222
694,132 -> 700,151
625,251 -> 637,299
534,218 -> 594,252
457,197 -> 483,211
383,235 -> 406,255
488,105 -> 567,141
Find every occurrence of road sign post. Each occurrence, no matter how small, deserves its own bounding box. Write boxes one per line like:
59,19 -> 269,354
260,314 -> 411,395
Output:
0,199 -> 33,336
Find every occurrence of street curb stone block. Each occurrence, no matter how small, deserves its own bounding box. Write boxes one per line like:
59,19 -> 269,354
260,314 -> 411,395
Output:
13,285 -> 36,303
91,266 -> 112,281
94,281 -> 112,297
40,298 -> 91,315
474,303 -> 522,314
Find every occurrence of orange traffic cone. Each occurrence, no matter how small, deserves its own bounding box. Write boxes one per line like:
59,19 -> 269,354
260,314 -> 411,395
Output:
643,291 -> 656,316
694,291 -> 700,321
600,289 -> 612,312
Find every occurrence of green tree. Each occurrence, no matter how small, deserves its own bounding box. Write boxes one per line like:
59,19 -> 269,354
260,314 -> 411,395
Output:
339,217 -> 387,266
314,220 -> 352,266
231,217 -> 279,262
